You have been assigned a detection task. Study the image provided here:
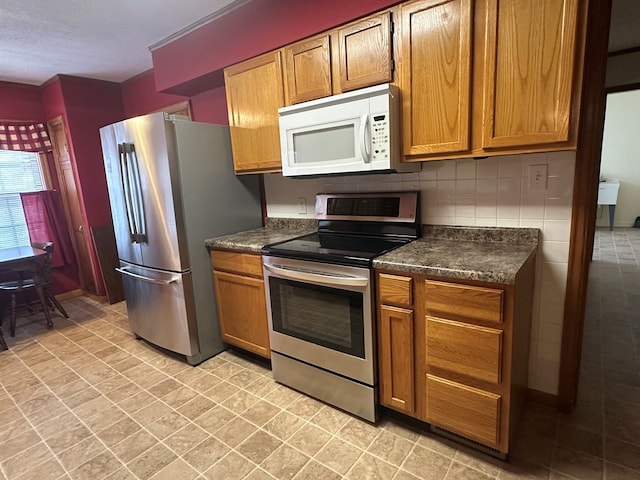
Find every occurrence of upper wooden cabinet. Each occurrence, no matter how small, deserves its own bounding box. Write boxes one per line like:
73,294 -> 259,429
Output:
282,11 -> 394,105
224,51 -> 285,174
399,0 -> 585,160
335,12 -> 394,93
224,0 -> 587,171
399,0 -> 473,156
482,0 -> 581,149
283,34 -> 332,104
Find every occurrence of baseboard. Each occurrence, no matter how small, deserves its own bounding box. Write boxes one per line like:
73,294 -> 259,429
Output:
526,388 -> 558,408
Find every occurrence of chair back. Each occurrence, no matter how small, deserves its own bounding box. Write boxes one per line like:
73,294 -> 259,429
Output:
31,242 -> 54,286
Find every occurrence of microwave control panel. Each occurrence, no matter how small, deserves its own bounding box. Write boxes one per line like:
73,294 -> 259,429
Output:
371,114 -> 389,161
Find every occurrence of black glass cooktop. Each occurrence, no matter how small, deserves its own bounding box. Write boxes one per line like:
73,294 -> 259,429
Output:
262,232 -> 412,268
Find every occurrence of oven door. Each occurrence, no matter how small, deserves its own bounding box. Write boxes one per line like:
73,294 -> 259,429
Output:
263,256 -> 374,386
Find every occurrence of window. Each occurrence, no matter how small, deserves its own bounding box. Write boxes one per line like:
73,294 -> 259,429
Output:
0,150 -> 47,248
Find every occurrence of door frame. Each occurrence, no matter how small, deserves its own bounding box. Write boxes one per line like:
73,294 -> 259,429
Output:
47,115 -> 99,295
558,0 -> 612,411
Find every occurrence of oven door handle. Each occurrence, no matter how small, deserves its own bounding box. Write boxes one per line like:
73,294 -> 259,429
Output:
264,263 -> 369,287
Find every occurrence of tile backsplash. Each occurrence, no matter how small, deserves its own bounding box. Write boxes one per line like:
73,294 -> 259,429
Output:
263,151 -> 576,395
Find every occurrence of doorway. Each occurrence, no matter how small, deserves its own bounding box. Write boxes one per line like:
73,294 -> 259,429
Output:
47,116 -> 98,295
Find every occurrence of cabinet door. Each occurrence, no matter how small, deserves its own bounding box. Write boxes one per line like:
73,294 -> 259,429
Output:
284,35 -> 332,104
482,0 -> 580,148
336,12 -> 393,93
379,305 -> 415,414
399,0 -> 472,156
213,270 -> 270,358
224,51 -> 285,173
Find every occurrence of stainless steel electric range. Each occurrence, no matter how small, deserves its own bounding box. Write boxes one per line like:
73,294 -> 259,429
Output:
261,192 -> 420,422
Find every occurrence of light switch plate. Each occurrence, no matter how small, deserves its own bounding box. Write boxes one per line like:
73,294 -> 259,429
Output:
528,164 -> 548,190
297,197 -> 307,214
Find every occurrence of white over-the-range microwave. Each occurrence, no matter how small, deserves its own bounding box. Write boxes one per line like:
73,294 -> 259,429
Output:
278,83 -> 419,177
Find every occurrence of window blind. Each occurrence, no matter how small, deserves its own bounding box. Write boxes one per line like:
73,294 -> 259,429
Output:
0,150 -> 45,248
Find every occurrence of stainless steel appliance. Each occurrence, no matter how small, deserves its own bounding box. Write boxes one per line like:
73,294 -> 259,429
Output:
100,112 -> 262,365
278,84 -> 418,176
262,192 -> 419,421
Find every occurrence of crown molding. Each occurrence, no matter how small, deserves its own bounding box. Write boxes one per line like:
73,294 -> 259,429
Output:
149,0 -> 252,52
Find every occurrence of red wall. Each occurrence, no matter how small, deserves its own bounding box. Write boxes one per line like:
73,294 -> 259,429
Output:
190,86 -> 228,124
152,0 -> 402,95
121,71 -> 229,125
0,82 -> 46,121
121,71 -> 188,119
40,76 -> 126,296
58,76 -> 124,227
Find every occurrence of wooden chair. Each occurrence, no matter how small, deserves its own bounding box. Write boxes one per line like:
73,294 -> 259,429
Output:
0,323 -> 7,350
31,242 -> 68,319
0,242 -> 56,337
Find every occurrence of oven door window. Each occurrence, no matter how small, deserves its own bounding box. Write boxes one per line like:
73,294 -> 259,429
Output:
269,277 -> 365,358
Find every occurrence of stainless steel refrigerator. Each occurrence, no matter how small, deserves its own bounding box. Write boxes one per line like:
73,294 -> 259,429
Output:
100,112 -> 262,365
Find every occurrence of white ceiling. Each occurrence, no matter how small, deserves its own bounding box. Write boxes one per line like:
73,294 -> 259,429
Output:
1,0 -> 638,87
0,0 -> 245,86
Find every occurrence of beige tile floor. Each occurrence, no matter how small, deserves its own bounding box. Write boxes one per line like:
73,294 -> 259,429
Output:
0,227 -> 638,479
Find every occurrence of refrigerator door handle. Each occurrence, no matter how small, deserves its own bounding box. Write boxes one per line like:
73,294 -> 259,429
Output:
118,143 -> 140,243
118,143 -> 146,243
127,144 -> 147,243
115,267 -> 179,285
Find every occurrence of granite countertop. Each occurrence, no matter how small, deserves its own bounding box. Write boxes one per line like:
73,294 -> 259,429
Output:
205,218 -> 317,254
373,225 -> 539,285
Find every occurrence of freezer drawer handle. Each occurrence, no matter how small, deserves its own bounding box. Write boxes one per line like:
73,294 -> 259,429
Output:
264,263 -> 369,287
115,267 -> 179,285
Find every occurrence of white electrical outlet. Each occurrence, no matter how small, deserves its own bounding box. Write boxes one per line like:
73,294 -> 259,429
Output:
297,197 -> 307,214
528,164 -> 548,190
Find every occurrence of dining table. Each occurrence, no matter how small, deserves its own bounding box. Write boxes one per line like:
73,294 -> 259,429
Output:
0,245 -> 46,350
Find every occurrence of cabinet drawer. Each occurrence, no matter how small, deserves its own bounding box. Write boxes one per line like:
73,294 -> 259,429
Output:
426,375 -> 501,447
425,280 -> 503,324
378,273 -> 413,307
211,250 -> 263,278
426,317 -> 502,383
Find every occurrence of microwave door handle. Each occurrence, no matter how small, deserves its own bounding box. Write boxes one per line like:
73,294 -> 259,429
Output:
264,263 -> 369,287
359,113 -> 371,163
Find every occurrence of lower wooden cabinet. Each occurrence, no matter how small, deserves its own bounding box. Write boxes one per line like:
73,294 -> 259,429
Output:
379,305 -> 415,414
210,250 -> 270,358
376,260 -> 534,455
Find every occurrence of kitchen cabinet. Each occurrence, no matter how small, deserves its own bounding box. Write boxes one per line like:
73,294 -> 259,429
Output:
378,273 -> 415,414
333,11 -> 394,93
398,0 -> 473,156
210,249 -> 270,358
224,0 -> 586,169
224,51 -> 285,174
482,0 -> 581,149
422,279 -> 506,449
375,262 -> 535,455
282,11 -> 394,105
399,0 -> 585,160
283,34 -> 332,104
